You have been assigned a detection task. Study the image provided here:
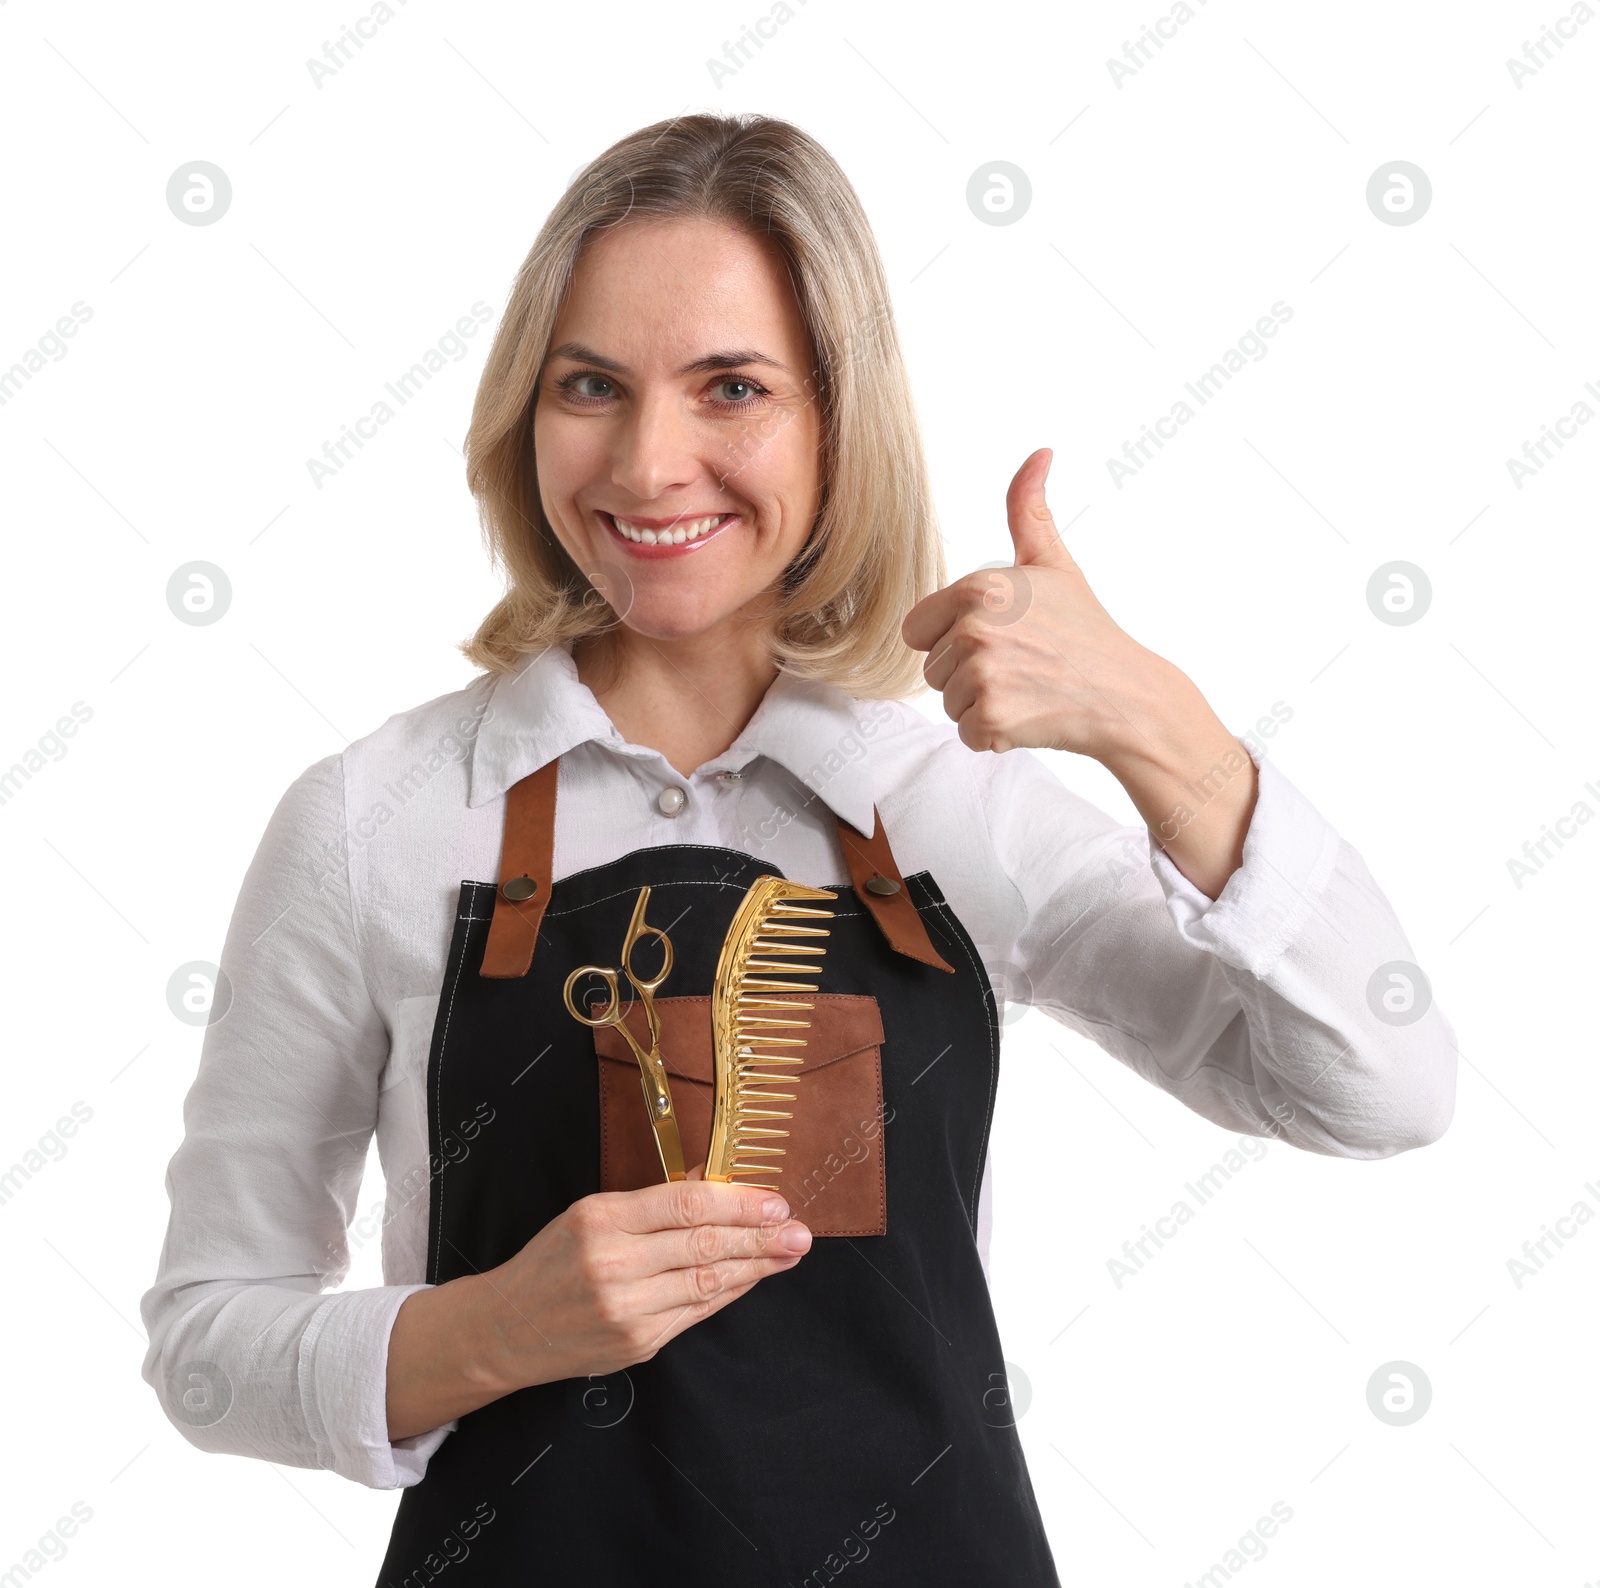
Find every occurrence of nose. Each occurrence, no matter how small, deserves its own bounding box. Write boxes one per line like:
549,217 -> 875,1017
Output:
609,388 -> 701,504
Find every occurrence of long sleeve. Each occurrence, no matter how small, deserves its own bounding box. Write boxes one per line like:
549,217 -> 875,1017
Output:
139,754 -> 452,1488
987,739 -> 1457,1157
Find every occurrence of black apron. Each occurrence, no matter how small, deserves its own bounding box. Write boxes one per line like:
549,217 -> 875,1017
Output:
376,758 -> 1060,1586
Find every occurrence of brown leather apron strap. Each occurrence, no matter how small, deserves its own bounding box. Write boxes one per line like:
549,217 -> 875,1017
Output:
834,811 -> 955,974
479,756 -> 953,977
479,758 -> 560,979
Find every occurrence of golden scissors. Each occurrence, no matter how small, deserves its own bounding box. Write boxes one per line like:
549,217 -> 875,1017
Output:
562,886 -> 687,1183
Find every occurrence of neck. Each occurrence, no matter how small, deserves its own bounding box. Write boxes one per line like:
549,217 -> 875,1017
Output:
575,622 -> 779,778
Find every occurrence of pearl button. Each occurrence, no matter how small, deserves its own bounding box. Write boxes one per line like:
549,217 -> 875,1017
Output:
657,786 -> 687,816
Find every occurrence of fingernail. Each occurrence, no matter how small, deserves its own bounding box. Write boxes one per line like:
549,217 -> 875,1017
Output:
780,1222 -> 811,1252
763,1197 -> 789,1222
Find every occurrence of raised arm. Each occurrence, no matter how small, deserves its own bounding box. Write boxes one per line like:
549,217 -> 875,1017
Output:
904,447 -> 1455,1156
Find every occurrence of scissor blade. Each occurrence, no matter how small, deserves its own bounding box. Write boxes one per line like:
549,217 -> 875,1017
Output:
651,1111 -> 688,1183
629,1048 -> 686,1182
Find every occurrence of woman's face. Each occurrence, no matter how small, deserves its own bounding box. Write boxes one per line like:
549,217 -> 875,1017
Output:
533,215 -> 823,644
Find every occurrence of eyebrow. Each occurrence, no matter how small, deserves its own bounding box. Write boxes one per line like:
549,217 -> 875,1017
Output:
545,341 -> 790,377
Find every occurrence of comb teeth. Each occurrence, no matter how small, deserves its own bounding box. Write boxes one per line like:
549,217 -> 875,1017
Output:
705,877 -> 838,1187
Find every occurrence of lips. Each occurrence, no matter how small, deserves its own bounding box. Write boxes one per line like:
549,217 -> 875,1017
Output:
599,510 -> 736,558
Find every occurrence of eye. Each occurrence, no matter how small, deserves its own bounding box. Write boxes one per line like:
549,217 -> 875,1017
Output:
708,376 -> 768,407
558,372 -> 617,402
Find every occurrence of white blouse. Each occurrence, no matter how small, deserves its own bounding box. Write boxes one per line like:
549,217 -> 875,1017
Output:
139,645 -> 1457,1490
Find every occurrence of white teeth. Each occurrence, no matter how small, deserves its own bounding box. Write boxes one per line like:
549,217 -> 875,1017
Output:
610,513 -> 726,544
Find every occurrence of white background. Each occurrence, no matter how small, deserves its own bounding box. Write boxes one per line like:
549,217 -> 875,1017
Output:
1,0 -> 1595,1583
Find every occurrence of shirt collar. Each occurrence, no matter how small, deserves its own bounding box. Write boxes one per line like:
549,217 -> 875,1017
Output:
467,645 -> 879,834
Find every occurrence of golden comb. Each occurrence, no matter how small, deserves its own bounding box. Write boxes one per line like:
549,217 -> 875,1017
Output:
704,876 -> 838,1191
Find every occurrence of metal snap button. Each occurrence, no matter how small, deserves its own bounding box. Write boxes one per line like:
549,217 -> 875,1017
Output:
500,875 -> 538,902
657,787 -> 687,816
863,875 -> 901,897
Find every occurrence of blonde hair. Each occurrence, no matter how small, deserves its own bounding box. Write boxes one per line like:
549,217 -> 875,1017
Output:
458,112 -> 942,698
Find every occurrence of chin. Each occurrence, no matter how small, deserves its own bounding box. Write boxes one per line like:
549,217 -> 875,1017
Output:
609,584 -> 776,645
613,599 -> 736,642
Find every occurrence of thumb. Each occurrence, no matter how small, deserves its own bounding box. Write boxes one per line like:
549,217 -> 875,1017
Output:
1006,448 -> 1074,570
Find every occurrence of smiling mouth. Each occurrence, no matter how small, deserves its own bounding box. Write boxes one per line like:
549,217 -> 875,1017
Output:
600,510 -> 737,554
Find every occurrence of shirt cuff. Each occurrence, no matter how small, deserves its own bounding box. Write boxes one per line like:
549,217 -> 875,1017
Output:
298,1284 -> 457,1489
1146,741 -> 1343,980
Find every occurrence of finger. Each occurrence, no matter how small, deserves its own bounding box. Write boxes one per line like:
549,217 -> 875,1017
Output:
901,582 -> 965,653
622,1252 -> 800,1344
1006,448 -> 1074,571
955,702 -> 1012,756
660,1248 -> 804,1318
919,626 -> 964,694
597,1179 -> 788,1236
633,1270 -> 768,1352
938,661 -> 982,729
636,1215 -> 811,1278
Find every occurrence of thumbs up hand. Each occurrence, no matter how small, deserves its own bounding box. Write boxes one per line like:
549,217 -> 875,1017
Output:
903,448 -> 1161,759
902,448 -> 1259,899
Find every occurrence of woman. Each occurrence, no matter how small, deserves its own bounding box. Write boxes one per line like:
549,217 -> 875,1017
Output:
141,113 -> 1456,1586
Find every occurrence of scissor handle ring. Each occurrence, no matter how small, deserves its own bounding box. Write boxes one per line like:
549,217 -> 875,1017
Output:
625,922 -> 674,992
563,964 -> 622,1026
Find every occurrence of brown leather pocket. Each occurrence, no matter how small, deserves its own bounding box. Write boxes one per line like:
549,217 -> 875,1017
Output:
593,993 -> 887,1236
